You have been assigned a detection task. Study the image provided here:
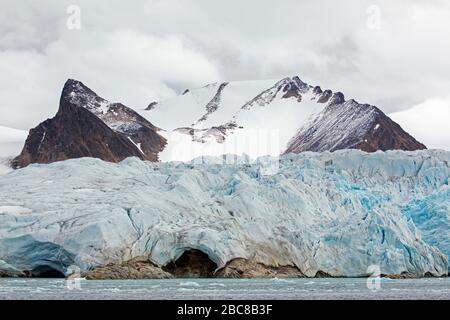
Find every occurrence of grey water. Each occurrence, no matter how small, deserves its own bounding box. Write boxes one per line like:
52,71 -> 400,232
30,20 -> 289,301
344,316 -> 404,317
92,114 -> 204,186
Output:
0,278 -> 448,300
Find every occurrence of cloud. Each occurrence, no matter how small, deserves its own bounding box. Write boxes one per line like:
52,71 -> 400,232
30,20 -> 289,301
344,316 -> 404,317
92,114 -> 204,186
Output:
0,0 -> 449,149
0,28 -> 219,129
389,99 -> 450,150
0,49 -> 58,129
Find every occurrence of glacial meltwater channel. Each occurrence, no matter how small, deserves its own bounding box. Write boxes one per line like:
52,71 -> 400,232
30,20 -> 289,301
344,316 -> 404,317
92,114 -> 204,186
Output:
0,278 -> 448,300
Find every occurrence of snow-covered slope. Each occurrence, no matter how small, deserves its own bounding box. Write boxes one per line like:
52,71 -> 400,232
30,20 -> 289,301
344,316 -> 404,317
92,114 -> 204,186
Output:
0,150 -> 448,277
285,98 -> 426,153
137,76 -> 425,162
139,77 -> 329,161
0,126 -> 27,175
8,77 -> 426,168
65,80 -> 161,136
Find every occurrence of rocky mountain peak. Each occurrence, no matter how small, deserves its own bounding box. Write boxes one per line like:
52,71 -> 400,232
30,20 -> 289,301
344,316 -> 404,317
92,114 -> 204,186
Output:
61,79 -> 98,103
291,76 -> 310,92
313,86 -> 323,95
285,95 -> 426,154
13,79 -> 166,168
59,79 -> 109,116
12,75 -> 428,167
329,92 -> 346,105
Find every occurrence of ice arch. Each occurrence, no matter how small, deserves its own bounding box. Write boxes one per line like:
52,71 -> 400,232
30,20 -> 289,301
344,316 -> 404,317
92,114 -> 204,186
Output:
162,245 -> 221,278
30,264 -> 66,278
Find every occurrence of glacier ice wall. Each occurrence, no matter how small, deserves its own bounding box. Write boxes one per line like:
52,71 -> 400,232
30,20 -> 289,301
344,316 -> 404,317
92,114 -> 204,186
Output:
0,149 -> 448,277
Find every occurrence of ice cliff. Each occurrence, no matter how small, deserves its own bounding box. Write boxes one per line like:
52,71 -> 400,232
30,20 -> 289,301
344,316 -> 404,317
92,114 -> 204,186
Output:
0,149 -> 448,277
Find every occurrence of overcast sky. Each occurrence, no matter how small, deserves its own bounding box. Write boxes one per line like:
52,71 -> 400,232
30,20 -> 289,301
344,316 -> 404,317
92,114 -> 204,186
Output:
0,0 -> 449,149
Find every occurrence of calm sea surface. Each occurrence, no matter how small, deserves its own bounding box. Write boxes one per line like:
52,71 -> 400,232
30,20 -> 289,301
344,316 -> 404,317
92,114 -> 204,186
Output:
0,278 -> 448,300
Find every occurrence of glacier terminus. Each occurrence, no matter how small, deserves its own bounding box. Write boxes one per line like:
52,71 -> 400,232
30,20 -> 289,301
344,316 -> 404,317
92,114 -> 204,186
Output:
0,149 -> 448,278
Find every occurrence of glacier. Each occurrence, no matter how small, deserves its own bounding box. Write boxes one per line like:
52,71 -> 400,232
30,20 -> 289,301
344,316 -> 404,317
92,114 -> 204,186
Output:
0,149 -> 448,277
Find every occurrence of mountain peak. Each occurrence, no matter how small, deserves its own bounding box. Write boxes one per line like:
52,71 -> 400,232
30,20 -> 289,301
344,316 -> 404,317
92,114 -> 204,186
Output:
291,76 -> 308,88
144,75 -> 426,161
62,78 -> 96,98
59,79 -> 109,117
14,79 -> 167,168
285,96 -> 426,154
65,78 -> 84,86
329,92 -> 345,105
14,75 -> 427,167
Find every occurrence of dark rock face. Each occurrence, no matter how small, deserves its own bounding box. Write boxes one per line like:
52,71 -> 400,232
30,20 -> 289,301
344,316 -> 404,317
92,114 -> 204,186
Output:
196,82 -> 229,124
329,92 -> 345,105
280,76 -> 309,101
357,110 -> 427,152
242,76 -> 310,111
313,86 -> 323,95
145,101 -> 158,110
13,105 -> 144,168
291,76 -> 310,93
13,79 -> 166,168
285,99 -> 426,154
317,89 -> 332,103
282,85 -> 302,100
98,102 -> 166,158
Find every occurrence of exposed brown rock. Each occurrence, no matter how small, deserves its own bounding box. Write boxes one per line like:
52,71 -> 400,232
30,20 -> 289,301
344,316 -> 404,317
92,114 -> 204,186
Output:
0,270 -> 25,278
13,105 -> 144,168
89,252 -> 303,280
175,121 -> 238,144
357,112 -> 427,152
313,86 -> 323,95
382,272 -> 439,279
280,76 -> 309,101
85,258 -> 173,280
215,258 -> 304,278
83,257 -> 445,280
0,261 -> 26,277
282,88 -> 302,100
317,89 -> 332,103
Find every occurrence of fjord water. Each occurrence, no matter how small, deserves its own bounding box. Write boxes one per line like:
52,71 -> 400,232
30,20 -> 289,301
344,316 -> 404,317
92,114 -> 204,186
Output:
0,278 -> 448,300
